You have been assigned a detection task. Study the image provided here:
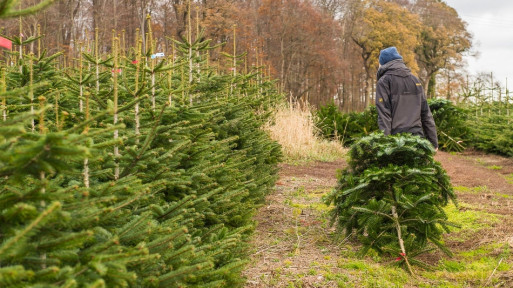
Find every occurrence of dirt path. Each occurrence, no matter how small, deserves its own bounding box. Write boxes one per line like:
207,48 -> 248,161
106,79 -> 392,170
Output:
435,151 -> 513,215
243,151 -> 513,287
243,160 -> 348,287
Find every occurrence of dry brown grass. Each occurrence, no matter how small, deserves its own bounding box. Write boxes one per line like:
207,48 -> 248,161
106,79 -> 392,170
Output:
266,105 -> 346,163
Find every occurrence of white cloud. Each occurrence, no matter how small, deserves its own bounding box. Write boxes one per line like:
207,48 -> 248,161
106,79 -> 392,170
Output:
445,0 -> 513,15
444,0 -> 513,83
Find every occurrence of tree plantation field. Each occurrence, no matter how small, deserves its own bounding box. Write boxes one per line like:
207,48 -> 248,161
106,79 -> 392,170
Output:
2,1 -> 513,288
244,151 -> 513,287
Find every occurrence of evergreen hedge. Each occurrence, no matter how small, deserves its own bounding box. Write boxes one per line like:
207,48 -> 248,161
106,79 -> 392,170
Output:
427,99 -> 470,152
313,103 -> 378,146
468,113 -> 513,157
314,100 -> 470,152
0,28 -> 281,287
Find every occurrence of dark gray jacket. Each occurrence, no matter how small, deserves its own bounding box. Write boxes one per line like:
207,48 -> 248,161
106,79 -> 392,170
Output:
375,59 -> 438,148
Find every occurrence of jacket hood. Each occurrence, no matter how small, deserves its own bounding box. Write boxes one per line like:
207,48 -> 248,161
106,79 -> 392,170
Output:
377,59 -> 411,81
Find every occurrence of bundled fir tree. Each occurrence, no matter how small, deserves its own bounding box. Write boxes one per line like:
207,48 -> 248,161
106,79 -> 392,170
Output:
325,133 -> 457,274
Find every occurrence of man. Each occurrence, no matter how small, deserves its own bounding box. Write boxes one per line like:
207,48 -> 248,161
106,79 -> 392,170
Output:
375,46 -> 438,150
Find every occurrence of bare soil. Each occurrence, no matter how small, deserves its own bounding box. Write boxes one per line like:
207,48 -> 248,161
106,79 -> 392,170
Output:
243,150 -> 513,287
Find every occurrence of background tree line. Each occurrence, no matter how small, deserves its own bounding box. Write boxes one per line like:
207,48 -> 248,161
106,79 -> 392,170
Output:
0,0 -> 473,111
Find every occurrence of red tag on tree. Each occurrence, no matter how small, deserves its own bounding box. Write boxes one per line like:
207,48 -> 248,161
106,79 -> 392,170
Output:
0,36 -> 12,50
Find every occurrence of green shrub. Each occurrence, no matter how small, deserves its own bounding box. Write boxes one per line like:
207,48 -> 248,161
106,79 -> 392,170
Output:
325,133 -> 457,273
313,102 -> 345,141
468,113 -> 513,157
428,99 -> 471,152
314,103 -> 378,146
315,100 -> 470,152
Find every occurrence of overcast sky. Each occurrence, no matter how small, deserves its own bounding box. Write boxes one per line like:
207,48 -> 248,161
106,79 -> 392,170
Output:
444,0 -> 513,85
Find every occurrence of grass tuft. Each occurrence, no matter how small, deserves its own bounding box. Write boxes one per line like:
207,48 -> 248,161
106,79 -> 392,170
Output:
266,105 -> 346,163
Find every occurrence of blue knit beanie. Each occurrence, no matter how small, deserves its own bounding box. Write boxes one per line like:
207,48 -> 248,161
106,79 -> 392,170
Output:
379,47 -> 403,65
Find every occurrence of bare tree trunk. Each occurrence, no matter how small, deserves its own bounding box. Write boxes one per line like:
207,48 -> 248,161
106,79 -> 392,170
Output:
280,36 -> 285,93
426,72 -> 436,99
364,76 -> 371,108
172,0 -> 187,39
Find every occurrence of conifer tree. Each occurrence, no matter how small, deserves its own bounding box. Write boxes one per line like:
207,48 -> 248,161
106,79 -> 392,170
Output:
326,133 -> 457,274
0,2 -> 282,285
0,0 -> 55,18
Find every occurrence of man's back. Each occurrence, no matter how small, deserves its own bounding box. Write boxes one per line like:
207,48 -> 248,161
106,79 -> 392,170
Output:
375,48 -> 438,148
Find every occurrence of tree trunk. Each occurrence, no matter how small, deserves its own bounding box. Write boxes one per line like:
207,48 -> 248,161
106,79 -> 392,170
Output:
427,73 -> 436,99
364,75 -> 371,108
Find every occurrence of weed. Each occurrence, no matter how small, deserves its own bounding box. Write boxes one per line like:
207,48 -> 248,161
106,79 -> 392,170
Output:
444,203 -> 499,241
271,238 -> 282,245
290,203 -> 308,210
293,186 -> 306,197
339,260 -> 369,270
487,165 -> 503,170
506,174 -> 513,184
459,243 -> 509,260
453,185 -> 489,194
440,260 -> 466,272
446,203 -> 498,230
307,188 -> 331,198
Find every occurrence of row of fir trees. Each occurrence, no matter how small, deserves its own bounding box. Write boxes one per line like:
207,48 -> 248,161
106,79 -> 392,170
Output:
314,99 -> 472,153
0,14 -> 282,288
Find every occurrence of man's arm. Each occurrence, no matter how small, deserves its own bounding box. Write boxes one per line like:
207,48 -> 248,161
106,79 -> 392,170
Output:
420,96 -> 438,149
375,78 -> 392,135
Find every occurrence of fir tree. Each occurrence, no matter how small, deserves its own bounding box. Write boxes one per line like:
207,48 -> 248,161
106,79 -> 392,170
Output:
1,3 -> 282,285
325,133 -> 457,274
